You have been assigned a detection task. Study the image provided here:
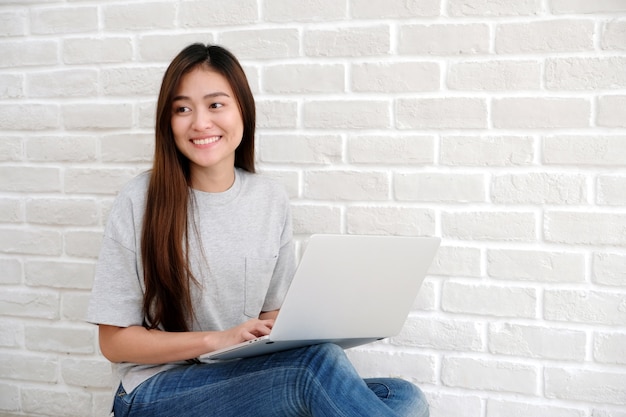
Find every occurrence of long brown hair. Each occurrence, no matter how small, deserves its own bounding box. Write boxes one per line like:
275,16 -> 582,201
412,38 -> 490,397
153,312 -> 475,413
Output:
141,44 -> 256,331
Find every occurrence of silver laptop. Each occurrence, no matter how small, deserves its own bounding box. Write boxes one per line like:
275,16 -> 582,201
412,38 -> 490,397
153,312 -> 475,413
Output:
201,234 -> 440,361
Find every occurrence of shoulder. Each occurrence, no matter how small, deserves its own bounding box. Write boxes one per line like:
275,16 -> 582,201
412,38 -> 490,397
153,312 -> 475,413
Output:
238,169 -> 289,201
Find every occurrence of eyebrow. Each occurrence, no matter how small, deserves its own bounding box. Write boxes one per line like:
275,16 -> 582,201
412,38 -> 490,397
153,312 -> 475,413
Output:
172,92 -> 231,101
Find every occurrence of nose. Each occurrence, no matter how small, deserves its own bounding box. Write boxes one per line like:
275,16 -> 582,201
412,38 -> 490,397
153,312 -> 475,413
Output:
191,107 -> 214,131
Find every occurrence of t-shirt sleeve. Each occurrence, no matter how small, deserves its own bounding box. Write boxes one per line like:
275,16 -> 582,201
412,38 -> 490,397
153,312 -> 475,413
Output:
86,184 -> 146,328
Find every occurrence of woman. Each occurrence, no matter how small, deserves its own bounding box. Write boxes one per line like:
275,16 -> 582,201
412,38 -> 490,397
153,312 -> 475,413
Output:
87,43 -> 429,417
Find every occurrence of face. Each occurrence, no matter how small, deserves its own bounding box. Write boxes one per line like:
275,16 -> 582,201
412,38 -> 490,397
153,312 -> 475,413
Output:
171,66 -> 244,188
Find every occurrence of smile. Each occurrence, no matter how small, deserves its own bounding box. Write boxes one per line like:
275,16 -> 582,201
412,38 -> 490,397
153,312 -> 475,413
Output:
192,136 -> 221,145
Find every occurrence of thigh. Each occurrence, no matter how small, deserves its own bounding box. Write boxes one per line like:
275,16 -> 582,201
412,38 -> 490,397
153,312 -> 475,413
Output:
365,378 -> 429,417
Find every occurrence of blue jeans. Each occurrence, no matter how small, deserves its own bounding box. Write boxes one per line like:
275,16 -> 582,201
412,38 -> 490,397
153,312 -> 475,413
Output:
113,343 -> 429,417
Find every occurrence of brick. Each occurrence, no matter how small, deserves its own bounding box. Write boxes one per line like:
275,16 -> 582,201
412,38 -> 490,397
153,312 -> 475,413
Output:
101,66 -> 165,96
61,357 -> 113,388
0,10 -> 27,36
545,289 -> 626,325
25,260 -> 94,289
26,198 -> 98,226
304,100 -> 390,129
26,135 -> 97,162
447,60 -> 541,91
398,24 -> 490,55
545,367 -> 626,405
263,64 -> 345,94
264,0 -> 346,22
441,136 -> 534,166
442,356 -> 538,394
30,6 -> 97,34
0,353 -> 57,382
601,20 -> 626,51
21,387 -> 92,417
0,289 -> 59,319
547,58 -> 626,90
594,332 -> 626,365
0,198 -> 22,223
413,280 -> 436,311
0,319 -> 23,347
489,323 -> 586,360
347,135 -> 435,165
487,249 -> 585,283
427,393 -> 482,417
543,135 -> 626,165
0,73 -> 24,99
495,20 -> 594,53
550,0 -> 626,14
394,316 -> 484,351
448,0 -> 542,16
428,246 -> 481,278
492,98 -> 590,129
104,2 -> 176,30
598,175 -> 626,206
442,281 -> 537,318
592,252 -> 626,286
220,29 -> 299,60
0,229 -> 62,256
346,349 -> 436,383
352,61 -> 439,93
258,134 -> 342,164
396,98 -> 487,129
63,37 -> 133,64
0,382 -> 19,412
64,167 -> 137,194
0,40 -> 58,68
304,170 -> 389,201
0,136 -> 22,161
394,173 -> 486,203
597,95 -> 626,128
590,409 -> 626,417
545,211 -> 626,246
138,100 -> 156,128
256,100 -> 298,129
491,173 -> 587,204
65,231 -> 104,258
487,399 -> 586,417
101,133 -> 154,163
291,204 -> 342,234
0,104 -> 59,130
442,211 -> 536,241
346,206 -> 436,236
61,292 -> 91,321
138,33 -> 215,62
304,26 -> 390,57
26,324 -> 94,354
351,0 -> 439,18
180,0 -> 258,27
0,258 -> 22,285
62,103 -> 133,130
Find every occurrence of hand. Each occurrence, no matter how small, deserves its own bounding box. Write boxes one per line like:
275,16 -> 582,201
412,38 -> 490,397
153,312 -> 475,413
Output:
211,318 -> 274,352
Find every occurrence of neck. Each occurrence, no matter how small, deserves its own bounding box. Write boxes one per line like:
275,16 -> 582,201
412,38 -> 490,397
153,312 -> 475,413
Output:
190,168 -> 236,193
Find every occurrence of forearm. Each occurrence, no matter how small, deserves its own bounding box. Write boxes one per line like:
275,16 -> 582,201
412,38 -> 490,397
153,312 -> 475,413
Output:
99,324 -> 215,365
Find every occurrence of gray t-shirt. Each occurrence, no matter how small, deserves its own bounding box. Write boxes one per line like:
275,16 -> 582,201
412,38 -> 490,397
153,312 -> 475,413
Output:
87,168 -> 296,393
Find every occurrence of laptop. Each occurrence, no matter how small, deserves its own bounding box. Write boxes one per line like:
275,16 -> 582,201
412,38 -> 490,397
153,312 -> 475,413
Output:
200,234 -> 440,361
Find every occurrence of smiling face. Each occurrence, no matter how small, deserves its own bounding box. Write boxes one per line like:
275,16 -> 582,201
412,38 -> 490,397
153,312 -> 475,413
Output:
170,66 -> 244,191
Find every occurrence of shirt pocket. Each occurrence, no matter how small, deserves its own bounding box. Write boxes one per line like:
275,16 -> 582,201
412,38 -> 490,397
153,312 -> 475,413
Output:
244,256 -> 277,318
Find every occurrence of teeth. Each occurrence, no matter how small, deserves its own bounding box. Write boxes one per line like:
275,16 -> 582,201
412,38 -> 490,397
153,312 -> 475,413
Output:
192,136 -> 220,145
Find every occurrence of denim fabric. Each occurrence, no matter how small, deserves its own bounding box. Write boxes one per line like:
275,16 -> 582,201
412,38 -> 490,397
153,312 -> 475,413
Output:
113,343 -> 429,417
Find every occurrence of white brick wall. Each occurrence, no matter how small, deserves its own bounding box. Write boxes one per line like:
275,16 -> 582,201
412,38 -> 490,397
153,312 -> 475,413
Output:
0,1 -> 625,416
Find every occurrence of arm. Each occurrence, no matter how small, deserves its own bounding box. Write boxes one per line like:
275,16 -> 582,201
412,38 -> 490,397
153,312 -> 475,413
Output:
259,309 -> 279,320
99,318 -> 274,364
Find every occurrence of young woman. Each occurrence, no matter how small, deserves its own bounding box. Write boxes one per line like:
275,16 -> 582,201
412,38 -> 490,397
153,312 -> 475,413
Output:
87,43 -> 429,417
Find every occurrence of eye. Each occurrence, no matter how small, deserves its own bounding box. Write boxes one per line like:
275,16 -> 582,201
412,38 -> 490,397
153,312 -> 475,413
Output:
174,106 -> 191,114
209,102 -> 224,109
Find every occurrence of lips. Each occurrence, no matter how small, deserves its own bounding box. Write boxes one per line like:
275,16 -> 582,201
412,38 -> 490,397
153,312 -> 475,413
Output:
191,136 -> 221,145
